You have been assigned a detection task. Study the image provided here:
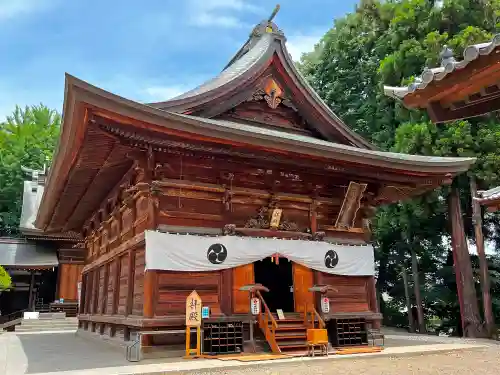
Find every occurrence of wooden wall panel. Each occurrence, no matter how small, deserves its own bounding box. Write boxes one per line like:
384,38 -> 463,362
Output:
117,255 -> 129,315
316,273 -> 370,313
232,263 -> 254,314
293,263 -> 314,312
155,271 -> 222,316
97,266 -> 105,313
57,264 -> 84,301
132,249 -> 145,315
105,261 -> 117,314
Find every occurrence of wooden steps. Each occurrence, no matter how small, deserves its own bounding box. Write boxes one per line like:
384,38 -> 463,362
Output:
268,313 -> 308,353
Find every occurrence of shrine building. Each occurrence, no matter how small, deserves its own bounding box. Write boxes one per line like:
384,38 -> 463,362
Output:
29,17 -> 476,353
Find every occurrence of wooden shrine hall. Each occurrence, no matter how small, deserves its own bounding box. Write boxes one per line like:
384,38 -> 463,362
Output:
31,14 -> 477,354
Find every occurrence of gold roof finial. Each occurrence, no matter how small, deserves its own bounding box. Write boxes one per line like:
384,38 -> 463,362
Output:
265,4 -> 280,33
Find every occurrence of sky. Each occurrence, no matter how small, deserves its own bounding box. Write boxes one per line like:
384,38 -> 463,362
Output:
0,0 -> 360,119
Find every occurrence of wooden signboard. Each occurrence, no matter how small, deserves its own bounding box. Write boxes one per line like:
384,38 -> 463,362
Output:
186,290 -> 202,327
185,290 -> 202,358
276,309 -> 285,320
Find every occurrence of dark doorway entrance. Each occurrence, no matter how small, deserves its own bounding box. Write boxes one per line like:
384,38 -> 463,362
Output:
254,257 -> 294,312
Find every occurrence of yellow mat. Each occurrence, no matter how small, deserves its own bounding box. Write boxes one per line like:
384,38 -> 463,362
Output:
216,353 -> 290,361
334,346 -> 384,355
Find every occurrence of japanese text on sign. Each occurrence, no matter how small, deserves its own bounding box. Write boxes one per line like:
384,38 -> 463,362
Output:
321,297 -> 330,313
250,297 -> 260,315
185,290 -> 202,327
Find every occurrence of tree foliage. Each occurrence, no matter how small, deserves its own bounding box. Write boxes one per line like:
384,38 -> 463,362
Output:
0,105 -> 60,236
299,0 -> 500,333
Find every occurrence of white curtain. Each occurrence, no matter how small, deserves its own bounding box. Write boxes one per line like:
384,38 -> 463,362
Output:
145,230 -> 374,276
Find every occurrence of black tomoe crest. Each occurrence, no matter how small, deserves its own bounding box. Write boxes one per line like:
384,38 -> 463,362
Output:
324,250 -> 339,269
207,243 -> 228,264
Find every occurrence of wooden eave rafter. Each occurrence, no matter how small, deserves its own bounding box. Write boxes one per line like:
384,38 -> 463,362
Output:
147,31 -> 375,150
35,74 -> 475,232
98,119 -> 456,188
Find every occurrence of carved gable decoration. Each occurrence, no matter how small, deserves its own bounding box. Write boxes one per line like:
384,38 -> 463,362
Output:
216,77 -> 320,137
263,78 -> 283,109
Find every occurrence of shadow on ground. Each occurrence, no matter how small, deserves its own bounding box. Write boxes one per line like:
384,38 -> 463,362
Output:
18,333 -> 130,373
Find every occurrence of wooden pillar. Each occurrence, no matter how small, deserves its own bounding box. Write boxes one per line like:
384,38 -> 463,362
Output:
125,251 -> 135,316
448,182 -> 484,337
28,271 -> 35,311
470,176 -> 494,336
310,199 -> 318,233
367,276 -> 380,329
142,270 -> 156,346
410,250 -> 426,333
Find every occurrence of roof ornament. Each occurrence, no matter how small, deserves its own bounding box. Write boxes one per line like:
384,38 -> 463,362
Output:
440,45 -> 457,72
266,4 -> 281,32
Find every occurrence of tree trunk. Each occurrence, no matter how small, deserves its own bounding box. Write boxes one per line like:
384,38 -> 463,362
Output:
470,176 -> 495,337
410,249 -> 426,333
401,266 -> 415,333
448,182 -> 485,338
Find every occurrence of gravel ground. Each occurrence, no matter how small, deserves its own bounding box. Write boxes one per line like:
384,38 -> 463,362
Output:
165,346 -> 498,375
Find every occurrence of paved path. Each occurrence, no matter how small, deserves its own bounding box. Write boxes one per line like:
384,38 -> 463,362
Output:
0,331 -> 495,375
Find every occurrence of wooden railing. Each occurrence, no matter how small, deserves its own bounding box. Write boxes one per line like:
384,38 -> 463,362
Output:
304,304 -> 325,329
255,291 -> 280,353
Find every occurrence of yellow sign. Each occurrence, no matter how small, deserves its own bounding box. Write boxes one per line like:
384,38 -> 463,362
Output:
185,290 -> 202,327
269,208 -> 282,229
185,290 -> 202,358
0,266 -> 11,290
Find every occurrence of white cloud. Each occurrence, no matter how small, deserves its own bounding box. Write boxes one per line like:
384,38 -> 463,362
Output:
0,0 -> 54,20
286,33 -> 323,61
142,85 -> 192,102
187,0 -> 262,28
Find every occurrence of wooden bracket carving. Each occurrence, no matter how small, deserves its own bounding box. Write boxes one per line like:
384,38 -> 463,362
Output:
335,181 -> 368,229
312,231 -> 326,241
244,204 -> 299,232
222,224 -> 237,235
222,189 -> 233,211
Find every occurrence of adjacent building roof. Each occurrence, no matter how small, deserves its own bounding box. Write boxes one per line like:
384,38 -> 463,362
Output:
383,34 -> 500,122
384,34 -> 500,100
19,166 -> 79,240
475,186 -> 500,209
0,238 -> 58,268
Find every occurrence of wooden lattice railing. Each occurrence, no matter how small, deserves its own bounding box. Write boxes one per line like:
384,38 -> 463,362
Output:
255,291 -> 280,352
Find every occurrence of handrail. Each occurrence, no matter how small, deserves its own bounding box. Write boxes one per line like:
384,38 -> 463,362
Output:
255,291 -> 278,330
255,290 -> 280,353
0,309 -> 28,325
304,304 -> 325,329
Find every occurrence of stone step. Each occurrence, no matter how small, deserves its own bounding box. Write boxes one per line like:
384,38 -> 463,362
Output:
21,319 -> 78,325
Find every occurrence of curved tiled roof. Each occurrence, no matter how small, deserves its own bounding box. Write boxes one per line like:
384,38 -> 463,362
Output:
475,185 -> 500,204
170,33 -> 273,101
384,34 -> 500,100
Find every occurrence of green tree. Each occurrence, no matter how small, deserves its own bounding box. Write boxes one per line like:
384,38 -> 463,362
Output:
299,0 -> 500,333
0,104 -> 60,236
